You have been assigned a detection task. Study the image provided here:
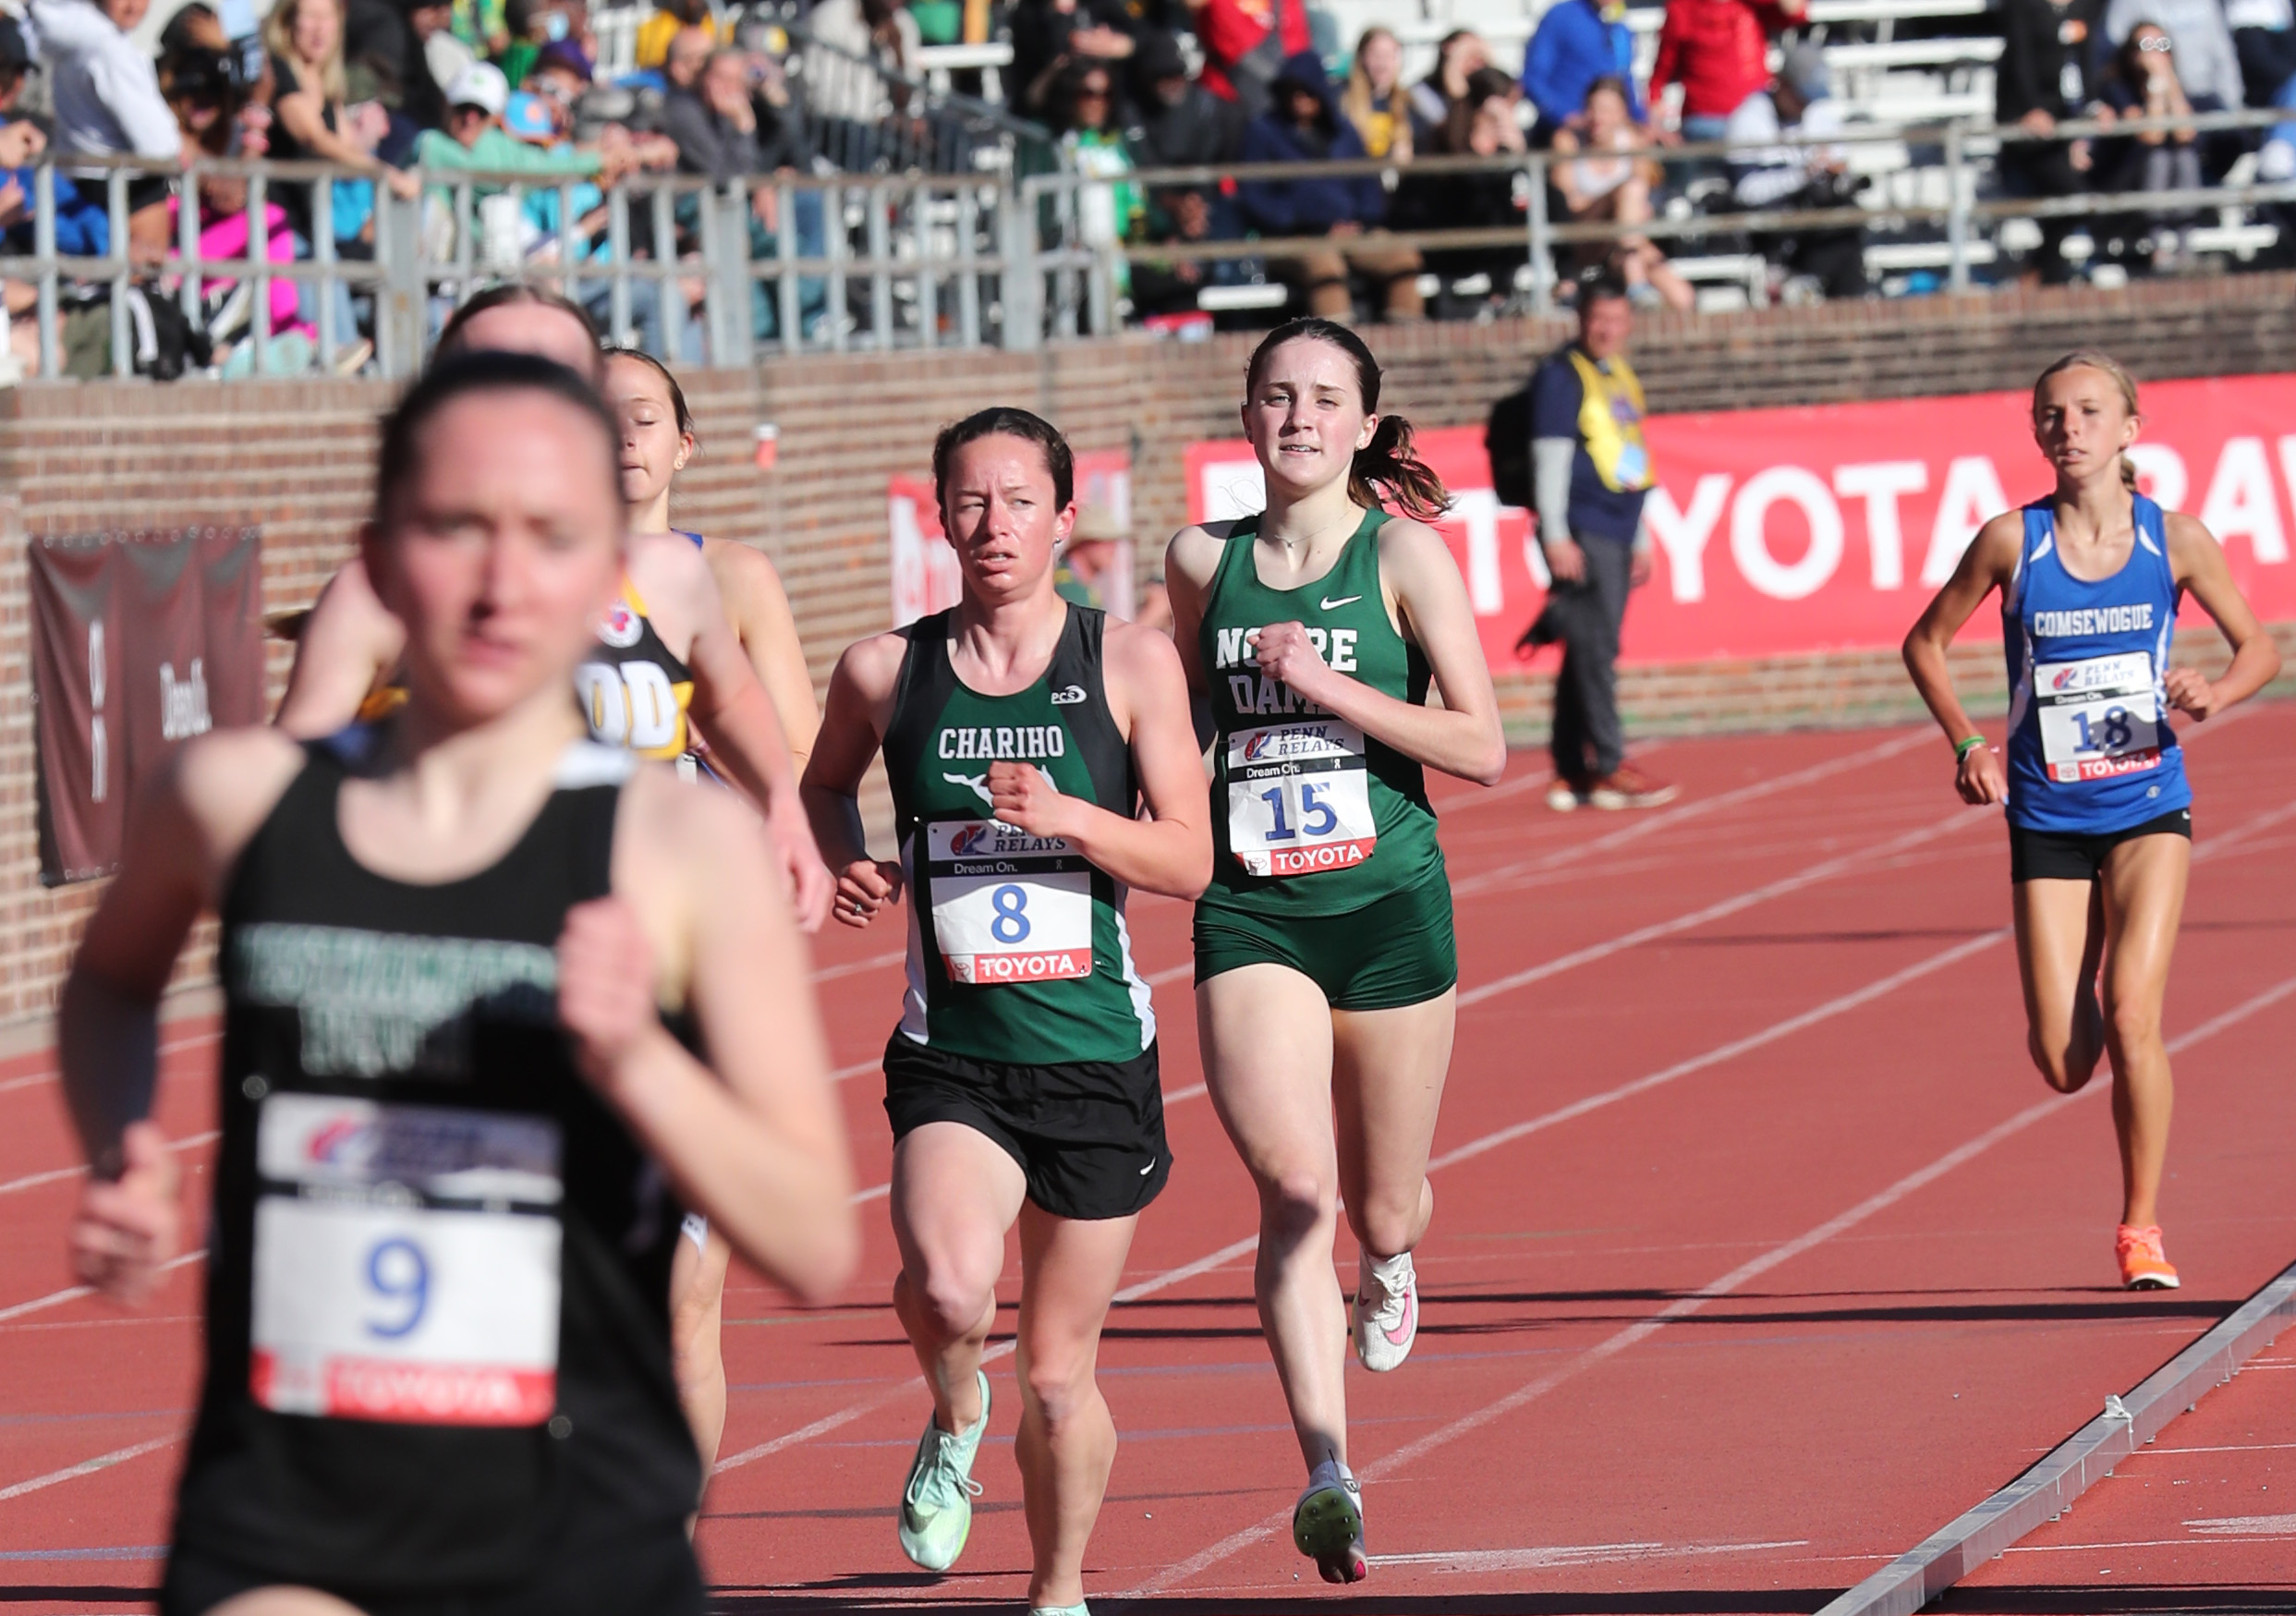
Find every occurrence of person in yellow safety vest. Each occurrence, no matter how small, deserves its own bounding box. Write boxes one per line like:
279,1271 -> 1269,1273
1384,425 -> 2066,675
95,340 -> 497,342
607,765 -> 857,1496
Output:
1520,267 -> 1680,813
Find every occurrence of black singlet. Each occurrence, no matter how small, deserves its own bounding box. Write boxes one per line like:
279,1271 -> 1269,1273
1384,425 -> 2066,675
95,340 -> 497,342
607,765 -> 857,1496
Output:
173,733 -> 699,1596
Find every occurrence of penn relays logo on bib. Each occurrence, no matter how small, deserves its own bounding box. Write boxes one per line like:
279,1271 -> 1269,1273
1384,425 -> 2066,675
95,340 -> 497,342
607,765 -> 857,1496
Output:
596,603 -> 643,649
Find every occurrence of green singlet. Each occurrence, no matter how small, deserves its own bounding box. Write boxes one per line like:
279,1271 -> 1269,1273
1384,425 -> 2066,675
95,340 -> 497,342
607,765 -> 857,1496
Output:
882,605 -> 1156,1064
1196,505 -> 1445,922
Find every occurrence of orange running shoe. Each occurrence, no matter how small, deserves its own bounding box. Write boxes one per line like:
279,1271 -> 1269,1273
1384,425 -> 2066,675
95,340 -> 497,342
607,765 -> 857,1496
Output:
2116,1224 -> 2181,1290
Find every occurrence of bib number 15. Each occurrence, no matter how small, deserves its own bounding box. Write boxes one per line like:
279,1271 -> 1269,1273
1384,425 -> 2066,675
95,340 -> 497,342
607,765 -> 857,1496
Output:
1259,780 -> 1340,842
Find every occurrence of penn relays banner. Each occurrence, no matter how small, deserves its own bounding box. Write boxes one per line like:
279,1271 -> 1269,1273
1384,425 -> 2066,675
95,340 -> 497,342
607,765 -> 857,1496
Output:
1184,372 -> 2296,670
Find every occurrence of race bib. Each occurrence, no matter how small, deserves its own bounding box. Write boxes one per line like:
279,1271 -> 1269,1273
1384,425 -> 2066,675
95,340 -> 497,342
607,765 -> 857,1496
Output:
249,1094 -> 563,1427
2035,651 -> 2164,783
926,819 -> 1095,985
1226,720 -> 1378,877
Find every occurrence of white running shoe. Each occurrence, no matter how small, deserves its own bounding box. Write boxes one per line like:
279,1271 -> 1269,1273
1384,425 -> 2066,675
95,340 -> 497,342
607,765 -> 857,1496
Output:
1292,1459 -> 1367,1584
1352,1248 -> 1418,1373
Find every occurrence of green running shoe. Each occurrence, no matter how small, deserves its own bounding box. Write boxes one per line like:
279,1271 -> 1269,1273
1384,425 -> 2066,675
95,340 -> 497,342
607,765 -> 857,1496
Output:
1293,1459 -> 1367,1584
897,1370 -> 990,1572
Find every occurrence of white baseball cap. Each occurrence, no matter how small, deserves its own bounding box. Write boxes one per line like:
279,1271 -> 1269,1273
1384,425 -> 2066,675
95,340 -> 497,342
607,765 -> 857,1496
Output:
445,62 -> 510,117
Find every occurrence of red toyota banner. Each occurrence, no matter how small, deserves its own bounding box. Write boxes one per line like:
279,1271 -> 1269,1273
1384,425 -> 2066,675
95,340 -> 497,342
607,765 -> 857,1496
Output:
30,529 -> 265,884
1184,372 -> 2296,670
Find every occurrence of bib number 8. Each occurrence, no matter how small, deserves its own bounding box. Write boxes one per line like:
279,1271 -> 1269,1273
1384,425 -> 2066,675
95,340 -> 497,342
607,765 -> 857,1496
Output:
1258,781 -> 1340,842
365,1236 -> 431,1340
990,884 -> 1031,943
2074,707 -> 2134,752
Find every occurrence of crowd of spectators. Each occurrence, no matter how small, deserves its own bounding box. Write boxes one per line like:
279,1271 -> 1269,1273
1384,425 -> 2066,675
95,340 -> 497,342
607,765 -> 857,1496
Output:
2,0 -> 2292,374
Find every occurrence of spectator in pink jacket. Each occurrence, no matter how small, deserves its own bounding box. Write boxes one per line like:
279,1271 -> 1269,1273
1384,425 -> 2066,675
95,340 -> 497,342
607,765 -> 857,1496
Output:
1650,0 -> 1807,142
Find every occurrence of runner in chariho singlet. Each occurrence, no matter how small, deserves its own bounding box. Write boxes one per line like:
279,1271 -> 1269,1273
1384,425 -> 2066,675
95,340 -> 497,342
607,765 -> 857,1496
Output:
56,352 -> 856,1616
1906,349 -> 2280,1293
804,407 -> 1209,1616
1164,318 -> 1505,1586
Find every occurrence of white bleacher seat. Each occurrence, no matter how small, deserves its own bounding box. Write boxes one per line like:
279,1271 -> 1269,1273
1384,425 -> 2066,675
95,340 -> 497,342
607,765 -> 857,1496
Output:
1199,283 -> 1291,312
1670,252 -> 1768,302
916,42 -> 1013,103
1864,237 -> 1995,271
2187,222 -> 2280,260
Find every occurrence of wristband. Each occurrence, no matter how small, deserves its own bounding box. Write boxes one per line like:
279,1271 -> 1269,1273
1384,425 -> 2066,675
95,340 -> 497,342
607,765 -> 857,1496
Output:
1954,735 -> 1986,761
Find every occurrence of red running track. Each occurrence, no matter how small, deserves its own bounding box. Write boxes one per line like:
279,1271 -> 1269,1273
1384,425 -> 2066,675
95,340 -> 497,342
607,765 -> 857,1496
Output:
2,708 -> 2294,1615
1941,1334 -> 2296,1614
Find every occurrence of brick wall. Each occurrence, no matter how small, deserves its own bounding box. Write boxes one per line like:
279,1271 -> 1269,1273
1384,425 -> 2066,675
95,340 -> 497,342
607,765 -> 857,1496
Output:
0,273 -> 2290,1030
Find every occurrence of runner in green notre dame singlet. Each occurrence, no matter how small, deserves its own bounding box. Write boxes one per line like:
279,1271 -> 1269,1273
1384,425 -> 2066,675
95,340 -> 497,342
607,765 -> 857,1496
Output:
803,407 -> 1209,1616
1168,318 -> 1506,1587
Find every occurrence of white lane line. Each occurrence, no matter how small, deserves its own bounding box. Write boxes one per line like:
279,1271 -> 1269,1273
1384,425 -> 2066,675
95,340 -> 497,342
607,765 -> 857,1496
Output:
1117,968 -> 2296,1598
1372,1538 -> 1809,1573
0,1250 -> 207,1328
0,1132 -> 221,1200
1436,931 -> 2007,1170
811,949 -> 905,983
1451,730 -> 1935,900
711,1233 -> 1264,1478
0,1029 -> 223,1098
0,1437 -> 178,1503
1458,807 -> 1980,1009
2185,1513 -> 2296,1536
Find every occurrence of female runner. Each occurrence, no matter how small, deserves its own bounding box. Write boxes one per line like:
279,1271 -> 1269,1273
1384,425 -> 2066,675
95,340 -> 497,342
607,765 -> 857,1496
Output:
274,289 -> 832,927
802,407 -> 1209,1616
600,345 -> 828,1478
1165,318 -> 1505,1584
603,347 -> 822,774
1904,350 -> 2281,1290
61,351 -> 857,1616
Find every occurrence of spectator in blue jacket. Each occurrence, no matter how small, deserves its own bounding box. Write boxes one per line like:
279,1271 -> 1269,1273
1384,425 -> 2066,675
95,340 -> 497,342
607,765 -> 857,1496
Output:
1237,50 -> 1424,318
1524,0 -> 1647,140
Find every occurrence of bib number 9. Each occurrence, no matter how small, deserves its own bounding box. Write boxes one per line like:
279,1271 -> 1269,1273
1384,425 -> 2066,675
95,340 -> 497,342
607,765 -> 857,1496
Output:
365,1237 -> 431,1340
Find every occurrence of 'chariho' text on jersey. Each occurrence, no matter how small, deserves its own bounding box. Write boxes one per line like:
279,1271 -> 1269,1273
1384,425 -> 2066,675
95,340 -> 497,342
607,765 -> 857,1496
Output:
882,605 -> 1154,1064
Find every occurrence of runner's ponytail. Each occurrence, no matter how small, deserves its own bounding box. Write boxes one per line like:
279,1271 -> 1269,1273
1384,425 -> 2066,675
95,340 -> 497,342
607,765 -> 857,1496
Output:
1351,414 -> 1451,523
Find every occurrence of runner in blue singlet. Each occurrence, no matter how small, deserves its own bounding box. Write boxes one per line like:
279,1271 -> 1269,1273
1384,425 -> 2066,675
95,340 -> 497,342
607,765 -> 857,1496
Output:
1904,351 -> 2281,1291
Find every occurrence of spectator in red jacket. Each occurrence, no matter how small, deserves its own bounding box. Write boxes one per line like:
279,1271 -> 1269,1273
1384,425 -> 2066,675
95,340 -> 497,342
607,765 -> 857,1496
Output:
1197,0 -> 1311,118
1650,0 -> 1807,142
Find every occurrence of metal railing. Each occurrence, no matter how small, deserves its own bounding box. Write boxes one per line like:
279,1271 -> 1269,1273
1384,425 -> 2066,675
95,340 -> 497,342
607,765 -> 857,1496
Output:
0,107 -> 2284,381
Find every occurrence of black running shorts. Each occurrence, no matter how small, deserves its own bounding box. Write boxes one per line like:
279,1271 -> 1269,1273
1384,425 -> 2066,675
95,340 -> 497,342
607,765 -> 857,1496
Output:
2009,807 -> 2192,883
161,1523 -> 704,1616
882,1033 -> 1170,1221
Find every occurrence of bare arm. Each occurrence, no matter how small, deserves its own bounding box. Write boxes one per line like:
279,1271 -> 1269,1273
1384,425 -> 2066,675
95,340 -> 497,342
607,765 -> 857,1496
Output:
987,621 -> 1213,898
560,770 -> 856,1305
63,729 -> 306,1298
658,543 -> 833,930
2164,513 -> 2284,720
799,633 -> 908,928
274,558 -> 406,737
1162,524 -> 1226,752
706,539 -> 821,776
1249,521 -> 1509,786
1902,512 -> 2021,805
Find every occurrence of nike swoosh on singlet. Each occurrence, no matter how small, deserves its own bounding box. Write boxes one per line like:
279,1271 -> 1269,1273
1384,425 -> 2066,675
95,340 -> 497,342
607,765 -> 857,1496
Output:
1319,595 -> 1362,611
